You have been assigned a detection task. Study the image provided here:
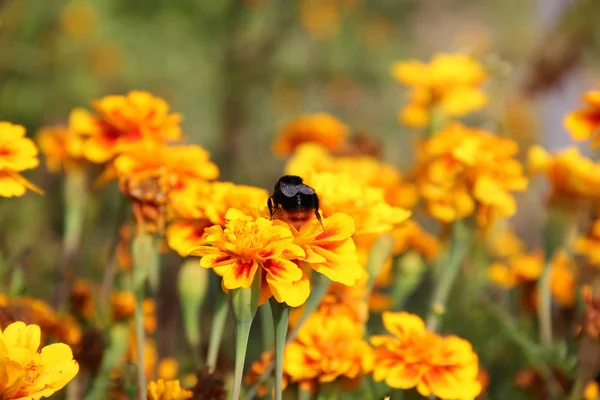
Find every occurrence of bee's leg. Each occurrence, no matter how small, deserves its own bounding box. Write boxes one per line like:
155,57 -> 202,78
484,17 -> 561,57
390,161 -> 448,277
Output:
268,197 -> 276,220
315,210 -> 325,230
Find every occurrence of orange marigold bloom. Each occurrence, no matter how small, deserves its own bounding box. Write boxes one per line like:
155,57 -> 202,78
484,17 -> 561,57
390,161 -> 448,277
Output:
0,122 -> 43,197
83,91 -> 183,163
110,291 -> 136,320
284,310 -> 373,389
272,113 -> 349,157
372,312 -> 481,399
392,53 -> 488,128
564,87 -> 600,147
36,109 -> 88,172
575,219 -> 600,266
414,122 -> 527,227
147,379 -> 192,400
528,145 -> 600,202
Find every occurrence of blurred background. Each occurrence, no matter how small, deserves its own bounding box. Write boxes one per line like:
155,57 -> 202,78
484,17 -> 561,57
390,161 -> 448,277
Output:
2,0 -> 600,397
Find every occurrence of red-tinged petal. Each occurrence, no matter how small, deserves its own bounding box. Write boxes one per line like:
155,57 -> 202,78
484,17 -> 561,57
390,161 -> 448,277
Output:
313,213 -> 355,242
222,259 -> 258,289
83,134 -> 116,163
267,273 -> 310,307
302,246 -> 327,263
262,258 -> 303,282
201,253 -> 237,268
188,245 -> 221,258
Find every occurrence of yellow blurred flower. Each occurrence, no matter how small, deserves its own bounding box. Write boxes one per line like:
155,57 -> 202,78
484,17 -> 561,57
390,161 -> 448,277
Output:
488,228 -> 525,259
390,220 -> 440,261
286,143 -> 418,209
488,251 -> 576,308
147,379 -> 192,400
272,113 -> 349,157
585,381 -> 600,400
83,91 -> 183,163
564,87 -> 600,147
528,145 -> 600,202
392,53 -> 488,128
284,310 -> 373,390
166,219 -> 212,257
575,219 -> 600,266
143,299 -> 157,334
158,358 -> 180,381
415,123 -> 527,227
371,312 -> 481,399
0,321 -> 79,399
110,291 -> 136,320
0,121 -> 43,197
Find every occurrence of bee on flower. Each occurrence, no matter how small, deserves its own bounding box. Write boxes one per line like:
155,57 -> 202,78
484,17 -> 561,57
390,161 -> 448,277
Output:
0,122 -> 43,197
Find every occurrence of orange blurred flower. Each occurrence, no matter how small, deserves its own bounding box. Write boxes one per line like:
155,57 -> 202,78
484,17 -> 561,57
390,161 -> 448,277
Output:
575,219 -> 600,266
83,91 -> 183,163
414,122 -> 527,227
0,122 -> 43,197
371,312 -> 481,399
564,87 -> 600,147
110,291 -> 136,320
392,53 -> 488,129
147,379 -> 192,400
272,113 -> 349,157
299,0 -> 342,40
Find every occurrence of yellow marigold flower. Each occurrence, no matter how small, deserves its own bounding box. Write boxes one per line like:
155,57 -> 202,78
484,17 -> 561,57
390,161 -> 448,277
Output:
147,379 -> 192,400
575,219 -> 600,266
488,251 -> 576,308
272,113 -> 349,157
158,358 -> 180,381
304,171 -> 411,237
110,291 -> 136,320
527,145 -> 600,201
390,220 -> 440,262
488,228 -> 525,259
0,122 -> 43,197
284,310 -> 373,388
0,321 -> 79,399
143,299 -> 157,334
371,312 -> 481,399
564,88 -> 600,147
83,91 -> 183,163
36,109 -> 88,172
166,219 -> 212,257
585,381 -> 600,400
286,143 -> 418,209
392,53 -> 488,128
415,123 -> 527,227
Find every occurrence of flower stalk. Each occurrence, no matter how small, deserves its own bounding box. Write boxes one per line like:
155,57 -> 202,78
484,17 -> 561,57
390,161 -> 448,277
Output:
207,291 -> 229,373
270,298 -> 290,400
426,221 -> 470,331
230,269 -> 262,400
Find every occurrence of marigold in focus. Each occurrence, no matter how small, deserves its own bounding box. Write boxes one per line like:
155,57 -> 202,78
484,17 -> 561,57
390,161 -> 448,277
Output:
284,310 -> 373,390
82,91 -> 183,163
371,312 -> 481,399
0,321 -> 79,399
528,145 -> 600,202
392,53 -> 488,128
414,123 -> 527,227
0,122 -> 43,197
272,113 -> 349,156
147,379 -> 192,400
564,87 -> 600,147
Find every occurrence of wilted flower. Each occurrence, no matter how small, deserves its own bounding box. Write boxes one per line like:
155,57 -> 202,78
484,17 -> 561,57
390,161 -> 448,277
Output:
284,309 -> 373,391
371,312 -> 481,399
576,219 -> 600,266
82,91 -> 183,163
414,122 -> 527,227
272,113 -> 349,157
392,53 -> 488,128
564,87 -> 600,147
36,109 -> 88,172
0,122 -> 43,197
147,379 -> 192,400
528,145 -> 600,202
0,321 -> 79,399
189,369 -> 226,400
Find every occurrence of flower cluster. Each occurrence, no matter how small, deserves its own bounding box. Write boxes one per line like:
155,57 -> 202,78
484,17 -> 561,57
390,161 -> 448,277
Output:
414,122 -> 527,227
0,122 -> 43,197
0,321 -> 79,399
392,53 -> 488,128
371,312 -> 481,399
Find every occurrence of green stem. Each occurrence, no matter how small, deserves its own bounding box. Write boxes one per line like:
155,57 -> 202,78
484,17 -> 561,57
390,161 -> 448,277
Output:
232,320 -> 252,400
568,376 -> 586,400
425,221 -> 470,331
207,292 -> 229,373
299,386 -> 312,400
134,294 -> 147,399
270,299 -> 290,400
260,300 -> 275,351
537,259 -> 553,345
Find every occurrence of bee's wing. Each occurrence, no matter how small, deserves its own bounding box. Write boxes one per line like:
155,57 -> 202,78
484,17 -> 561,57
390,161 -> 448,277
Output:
297,184 -> 315,195
280,182 -> 299,197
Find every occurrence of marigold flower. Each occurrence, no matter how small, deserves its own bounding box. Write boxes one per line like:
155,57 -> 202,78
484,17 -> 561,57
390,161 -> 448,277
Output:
564,87 -> 600,147
245,352 -> 289,397
528,145 -> 600,202
0,321 -> 79,399
83,91 -> 183,163
36,109 -> 88,172
284,310 -> 373,389
127,333 -> 158,379
158,358 -> 180,381
392,53 -> 488,128
0,122 -> 43,197
371,312 -> 481,399
390,220 -> 440,262
415,123 -> 527,227
272,113 -> 349,156
576,219 -> 600,266
147,379 -> 192,400
166,219 -> 213,257
110,291 -> 136,320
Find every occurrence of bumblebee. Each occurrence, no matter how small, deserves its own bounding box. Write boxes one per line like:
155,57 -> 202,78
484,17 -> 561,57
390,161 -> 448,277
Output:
268,175 -> 323,230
